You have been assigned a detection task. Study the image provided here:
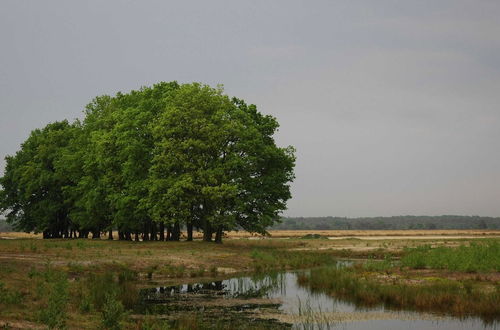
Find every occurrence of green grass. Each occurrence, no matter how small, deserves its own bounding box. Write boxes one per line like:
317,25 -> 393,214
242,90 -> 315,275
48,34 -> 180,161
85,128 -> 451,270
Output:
297,266 -> 500,321
0,281 -> 23,305
401,240 -> 500,272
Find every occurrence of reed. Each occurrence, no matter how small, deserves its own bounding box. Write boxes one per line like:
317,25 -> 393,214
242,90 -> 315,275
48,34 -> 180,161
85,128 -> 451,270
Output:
297,266 -> 500,322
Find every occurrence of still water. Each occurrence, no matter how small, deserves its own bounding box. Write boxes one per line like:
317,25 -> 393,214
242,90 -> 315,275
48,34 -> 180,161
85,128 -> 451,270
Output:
138,270 -> 498,329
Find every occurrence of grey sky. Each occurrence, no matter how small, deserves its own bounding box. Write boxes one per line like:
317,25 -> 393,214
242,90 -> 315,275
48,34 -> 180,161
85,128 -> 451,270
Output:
1,1 -> 499,217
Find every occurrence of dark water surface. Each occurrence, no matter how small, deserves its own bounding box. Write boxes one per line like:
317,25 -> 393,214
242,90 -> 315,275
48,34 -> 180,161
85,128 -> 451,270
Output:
138,269 -> 498,329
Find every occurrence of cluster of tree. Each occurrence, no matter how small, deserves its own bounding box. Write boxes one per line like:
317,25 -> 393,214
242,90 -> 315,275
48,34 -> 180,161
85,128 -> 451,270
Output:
0,82 -> 295,242
273,215 -> 500,230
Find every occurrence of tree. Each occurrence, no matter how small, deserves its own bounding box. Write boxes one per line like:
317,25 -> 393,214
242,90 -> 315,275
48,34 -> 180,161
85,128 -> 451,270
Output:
0,121 -> 78,237
1,81 -> 295,242
148,83 -> 295,242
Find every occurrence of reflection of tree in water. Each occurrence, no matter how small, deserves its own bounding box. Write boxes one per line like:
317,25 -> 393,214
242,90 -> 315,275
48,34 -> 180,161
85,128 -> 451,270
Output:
141,272 -> 287,302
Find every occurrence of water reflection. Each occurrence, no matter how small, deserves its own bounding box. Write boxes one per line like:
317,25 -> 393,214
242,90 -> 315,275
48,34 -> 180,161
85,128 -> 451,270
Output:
138,269 -> 498,329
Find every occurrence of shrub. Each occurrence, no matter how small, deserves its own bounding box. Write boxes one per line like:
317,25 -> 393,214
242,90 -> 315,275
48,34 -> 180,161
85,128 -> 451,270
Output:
101,291 -> 127,330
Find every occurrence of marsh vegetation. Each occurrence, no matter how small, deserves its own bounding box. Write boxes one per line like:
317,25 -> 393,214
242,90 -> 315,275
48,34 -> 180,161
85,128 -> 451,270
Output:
0,234 -> 498,328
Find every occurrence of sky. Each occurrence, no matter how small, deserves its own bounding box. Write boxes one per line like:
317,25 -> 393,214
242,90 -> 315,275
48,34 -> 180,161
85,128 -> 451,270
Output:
1,1 -> 499,217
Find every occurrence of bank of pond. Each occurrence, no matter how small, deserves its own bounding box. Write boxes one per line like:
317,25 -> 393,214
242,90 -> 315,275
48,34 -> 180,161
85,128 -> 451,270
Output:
47,261 -> 496,329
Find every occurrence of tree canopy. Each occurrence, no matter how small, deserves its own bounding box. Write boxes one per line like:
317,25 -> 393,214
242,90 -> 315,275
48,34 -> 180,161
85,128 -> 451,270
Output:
0,82 -> 295,242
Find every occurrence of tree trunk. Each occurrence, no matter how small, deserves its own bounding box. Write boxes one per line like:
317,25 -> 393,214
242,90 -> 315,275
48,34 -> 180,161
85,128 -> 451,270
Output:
171,222 -> 180,241
108,229 -> 113,240
159,222 -> 165,241
214,226 -> 223,244
134,232 -> 140,241
166,226 -> 172,241
143,221 -> 150,241
203,220 -> 212,242
151,222 -> 157,241
187,222 -> 193,241
92,231 -> 100,239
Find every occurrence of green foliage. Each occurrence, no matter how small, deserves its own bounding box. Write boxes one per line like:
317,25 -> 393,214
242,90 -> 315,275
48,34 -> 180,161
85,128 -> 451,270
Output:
0,82 -> 295,242
38,271 -> 69,329
0,121 -> 79,237
101,291 -> 127,330
148,83 -> 295,239
401,240 -> 500,272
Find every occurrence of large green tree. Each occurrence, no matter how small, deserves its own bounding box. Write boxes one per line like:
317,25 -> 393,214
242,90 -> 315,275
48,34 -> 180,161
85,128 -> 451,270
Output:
0,121 -> 78,237
148,83 -> 295,242
0,82 -> 295,242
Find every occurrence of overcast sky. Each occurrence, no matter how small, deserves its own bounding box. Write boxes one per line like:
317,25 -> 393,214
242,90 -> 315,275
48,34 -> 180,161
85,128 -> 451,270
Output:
1,1 -> 499,217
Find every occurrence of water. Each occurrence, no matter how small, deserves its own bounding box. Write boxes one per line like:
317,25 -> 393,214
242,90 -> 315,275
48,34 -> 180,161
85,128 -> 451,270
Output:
138,269 -> 499,329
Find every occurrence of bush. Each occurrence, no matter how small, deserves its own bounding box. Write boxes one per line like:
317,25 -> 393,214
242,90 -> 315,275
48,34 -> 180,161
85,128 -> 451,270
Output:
101,291 -> 127,330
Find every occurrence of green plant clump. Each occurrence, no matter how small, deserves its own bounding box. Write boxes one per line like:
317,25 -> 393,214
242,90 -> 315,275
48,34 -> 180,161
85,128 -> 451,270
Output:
401,240 -> 500,272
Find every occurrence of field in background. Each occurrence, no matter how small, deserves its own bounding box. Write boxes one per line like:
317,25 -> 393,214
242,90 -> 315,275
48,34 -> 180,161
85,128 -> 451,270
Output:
231,229 -> 500,238
2,229 -> 500,240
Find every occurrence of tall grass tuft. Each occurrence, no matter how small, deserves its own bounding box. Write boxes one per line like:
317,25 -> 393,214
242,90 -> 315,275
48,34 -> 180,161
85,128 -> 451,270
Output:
101,291 -> 127,330
38,271 -> 69,329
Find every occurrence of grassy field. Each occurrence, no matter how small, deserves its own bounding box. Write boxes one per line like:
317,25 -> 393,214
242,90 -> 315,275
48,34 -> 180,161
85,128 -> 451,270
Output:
0,231 -> 499,328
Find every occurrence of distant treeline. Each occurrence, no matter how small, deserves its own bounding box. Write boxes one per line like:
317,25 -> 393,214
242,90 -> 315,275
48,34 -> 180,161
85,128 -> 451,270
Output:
272,216 -> 500,230
0,219 -> 13,232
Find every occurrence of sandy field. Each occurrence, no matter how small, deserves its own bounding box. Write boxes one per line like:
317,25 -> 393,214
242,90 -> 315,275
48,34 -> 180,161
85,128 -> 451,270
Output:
1,229 -> 500,240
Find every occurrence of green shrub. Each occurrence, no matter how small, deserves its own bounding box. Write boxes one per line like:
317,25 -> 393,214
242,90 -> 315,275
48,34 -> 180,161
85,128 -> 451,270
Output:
101,291 -> 127,330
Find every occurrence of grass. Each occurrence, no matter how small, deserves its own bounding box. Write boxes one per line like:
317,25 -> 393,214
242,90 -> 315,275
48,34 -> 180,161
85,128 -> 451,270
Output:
0,237 -> 329,328
0,235 -> 499,328
0,281 -> 23,305
38,270 -> 69,329
401,240 -> 500,272
297,265 -> 500,322
296,297 -> 335,330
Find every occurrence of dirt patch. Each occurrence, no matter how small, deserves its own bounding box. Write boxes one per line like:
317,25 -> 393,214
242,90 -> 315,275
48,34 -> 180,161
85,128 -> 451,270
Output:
0,320 -> 44,329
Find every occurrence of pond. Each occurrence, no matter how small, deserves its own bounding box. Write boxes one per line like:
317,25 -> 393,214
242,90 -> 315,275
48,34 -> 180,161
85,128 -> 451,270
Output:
136,268 -> 498,329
